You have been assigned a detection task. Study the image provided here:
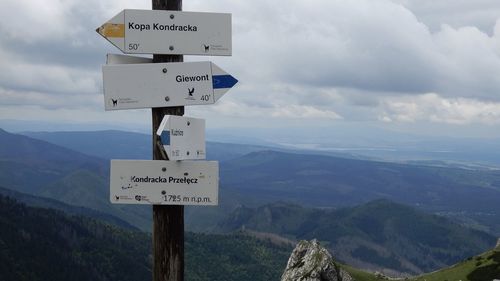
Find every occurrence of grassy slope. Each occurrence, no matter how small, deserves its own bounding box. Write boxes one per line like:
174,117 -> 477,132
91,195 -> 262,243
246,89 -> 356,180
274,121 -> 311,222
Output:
341,248 -> 500,281
412,249 -> 500,281
341,264 -> 384,281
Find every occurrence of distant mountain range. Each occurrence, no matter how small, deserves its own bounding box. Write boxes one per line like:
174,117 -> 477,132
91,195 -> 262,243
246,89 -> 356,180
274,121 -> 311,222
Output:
0,129 -> 106,195
1,128 -> 500,274
3,128 -> 500,234
220,150 -> 500,234
6,118 -> 500,166
22,130 -> 279,161
0,129 -> 152,230
218,200 -> 497,275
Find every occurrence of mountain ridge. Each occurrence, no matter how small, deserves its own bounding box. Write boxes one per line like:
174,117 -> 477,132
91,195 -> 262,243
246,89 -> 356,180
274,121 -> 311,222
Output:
0,185 -> 136,230
3,128 -> 500,235
0,129 -> 153,230
220,150 -> 500,234
21,129 -> 284,162
218,200 -> 497,275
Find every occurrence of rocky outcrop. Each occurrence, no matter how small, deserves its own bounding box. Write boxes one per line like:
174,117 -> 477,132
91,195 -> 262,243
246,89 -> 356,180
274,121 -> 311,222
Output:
281,239 -> 353,281
496,238 -> 500,249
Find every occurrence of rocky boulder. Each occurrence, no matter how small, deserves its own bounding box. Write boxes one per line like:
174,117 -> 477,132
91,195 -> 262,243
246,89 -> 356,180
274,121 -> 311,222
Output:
281,239 -> 353,281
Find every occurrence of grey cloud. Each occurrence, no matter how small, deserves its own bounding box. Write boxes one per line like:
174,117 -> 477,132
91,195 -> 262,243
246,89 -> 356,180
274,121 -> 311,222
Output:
0,87 -> 102,110
378,93 -> 500,125
232,0 -> 441,93
390,0 -> 500,34
231,0 -> 500,102
0,35 -> 108,70
0,55 -> 100,95
1,0 -> 500,127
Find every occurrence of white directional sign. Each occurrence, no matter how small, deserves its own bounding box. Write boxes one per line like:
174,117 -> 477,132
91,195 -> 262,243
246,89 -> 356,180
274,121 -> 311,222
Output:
103,60 -> 237,110
97,9 -> 231,55
110,160 -> 218,206
156,115 -> 206,160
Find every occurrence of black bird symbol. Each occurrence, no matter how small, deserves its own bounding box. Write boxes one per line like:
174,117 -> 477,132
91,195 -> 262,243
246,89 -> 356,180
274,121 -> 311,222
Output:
203,44 -> 209,52
188,88 -> 195,96
111,99 -> 118,106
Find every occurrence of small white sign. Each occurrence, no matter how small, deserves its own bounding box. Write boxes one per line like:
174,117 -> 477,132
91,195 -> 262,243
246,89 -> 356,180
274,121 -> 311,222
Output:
156,115 -> 206,160
97,9 -> 231,56
102,60 -> 237,110
110,160 -> 218,206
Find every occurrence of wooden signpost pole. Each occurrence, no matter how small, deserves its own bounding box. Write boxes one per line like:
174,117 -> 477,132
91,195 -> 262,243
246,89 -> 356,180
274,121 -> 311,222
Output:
152,0 -> 184,280
98,1 -> 234,279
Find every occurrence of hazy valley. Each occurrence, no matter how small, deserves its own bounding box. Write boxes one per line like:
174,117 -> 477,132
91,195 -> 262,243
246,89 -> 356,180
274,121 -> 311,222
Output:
1,128 -> 500,278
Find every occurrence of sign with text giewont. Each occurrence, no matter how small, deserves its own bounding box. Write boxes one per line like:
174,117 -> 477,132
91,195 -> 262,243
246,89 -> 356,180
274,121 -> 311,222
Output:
110,160 -> 218,206
102,60 -> 237,110
97,9 -> 231,55
156,115 -> 205,160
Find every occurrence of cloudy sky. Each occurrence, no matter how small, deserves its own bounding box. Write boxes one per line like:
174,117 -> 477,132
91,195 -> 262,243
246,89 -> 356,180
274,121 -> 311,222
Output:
0,0 -> 499,137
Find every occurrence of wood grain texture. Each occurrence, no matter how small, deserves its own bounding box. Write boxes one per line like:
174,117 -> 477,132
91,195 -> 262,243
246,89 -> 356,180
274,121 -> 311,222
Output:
152,1 -> 184,281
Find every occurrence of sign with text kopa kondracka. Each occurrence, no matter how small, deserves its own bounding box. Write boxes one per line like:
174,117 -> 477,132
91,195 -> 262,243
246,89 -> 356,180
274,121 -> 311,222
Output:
110,160 -> 218,206
97,9 -> 231,55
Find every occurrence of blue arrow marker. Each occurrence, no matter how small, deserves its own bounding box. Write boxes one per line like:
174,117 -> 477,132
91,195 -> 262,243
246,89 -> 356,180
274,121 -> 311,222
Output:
213,75 -> 238,89
160,131 -> 170,145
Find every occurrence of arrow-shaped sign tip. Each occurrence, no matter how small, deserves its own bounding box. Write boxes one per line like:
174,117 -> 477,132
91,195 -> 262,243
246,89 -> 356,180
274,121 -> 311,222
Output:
212,75 -> 238,89
96,24 -> 106,38
96,23 -> 125,39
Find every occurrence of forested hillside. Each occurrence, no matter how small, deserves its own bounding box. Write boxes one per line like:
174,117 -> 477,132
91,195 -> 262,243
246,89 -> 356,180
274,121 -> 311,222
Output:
0,195 -> 291,281
219,200 -> 497,274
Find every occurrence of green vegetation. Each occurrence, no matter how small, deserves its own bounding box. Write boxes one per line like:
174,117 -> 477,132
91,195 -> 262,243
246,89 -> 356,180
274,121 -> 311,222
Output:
411,250 -> 500,281
0,195 -> 151,281
219,200 -> 497,274
1,129 -> 500,278
221,150 -> 500,235
1,193 -> 499,280
340,265 -> 385,281
186,233 -> 291,281
338,250 -> 500,281
0,195 -> 292,281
